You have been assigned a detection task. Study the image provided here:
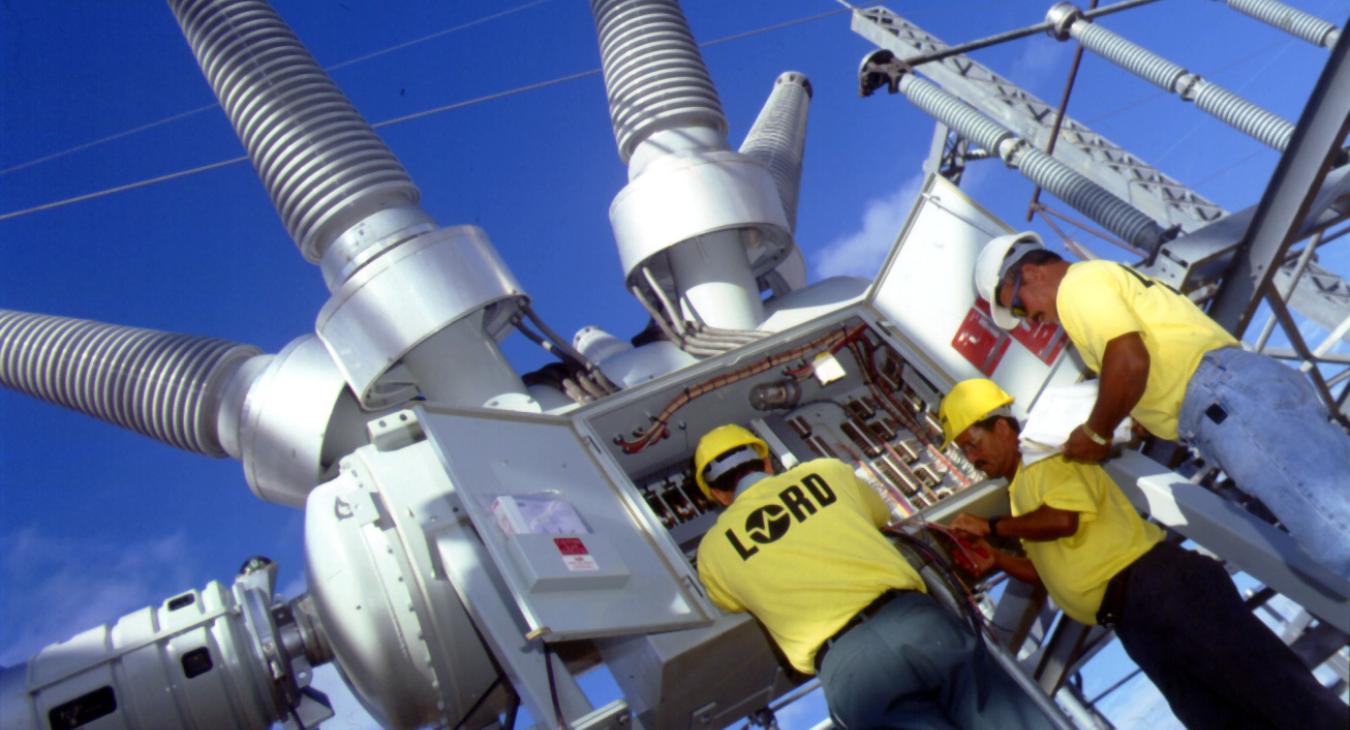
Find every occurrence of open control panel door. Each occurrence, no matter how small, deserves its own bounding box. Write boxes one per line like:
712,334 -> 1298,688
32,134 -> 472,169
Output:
419,406 -> 713,641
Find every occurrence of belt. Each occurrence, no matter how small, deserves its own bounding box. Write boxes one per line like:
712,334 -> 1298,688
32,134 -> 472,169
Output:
813,589 -> 903,672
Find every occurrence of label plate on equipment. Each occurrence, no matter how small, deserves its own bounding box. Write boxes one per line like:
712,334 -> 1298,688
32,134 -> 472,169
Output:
554,537 -> 600,572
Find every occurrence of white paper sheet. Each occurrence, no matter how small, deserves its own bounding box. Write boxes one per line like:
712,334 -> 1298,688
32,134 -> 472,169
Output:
1020,381 -> 1132,465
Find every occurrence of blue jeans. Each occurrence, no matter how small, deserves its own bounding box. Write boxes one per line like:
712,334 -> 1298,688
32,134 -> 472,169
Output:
1114,541 -> 1346,730
1178,347 -> 1350,581
817,591 -> 1051,729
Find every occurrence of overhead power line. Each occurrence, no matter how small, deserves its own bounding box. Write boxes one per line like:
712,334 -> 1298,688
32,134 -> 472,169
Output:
0,7 -> 846,223
323,0 -> 550,73
1078,37 -> 1293,125
0,0 -> 551,177
372,7 -> 848,129
0,104 -> 221,177
0,156 -> 250,221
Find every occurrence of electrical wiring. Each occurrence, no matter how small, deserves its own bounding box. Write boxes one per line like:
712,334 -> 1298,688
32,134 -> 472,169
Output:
877,437 -> 941,504
781,326 -> 860,380
637,267 -> 768,356
885,524 -> 994,644
613,324 -> 868,453
629,285 -> 696,350
843,335 -> 973,488
514,303 -> 619,404
834,439 -> 920,518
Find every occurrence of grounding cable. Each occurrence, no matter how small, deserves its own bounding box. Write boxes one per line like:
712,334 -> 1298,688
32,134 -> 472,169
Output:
0,7 -> 847,223
1032,202 -> 1143,256
1034,205 -> 1101,262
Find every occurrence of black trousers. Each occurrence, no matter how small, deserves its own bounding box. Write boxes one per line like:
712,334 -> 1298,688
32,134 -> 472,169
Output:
1111,541 -> 1346,730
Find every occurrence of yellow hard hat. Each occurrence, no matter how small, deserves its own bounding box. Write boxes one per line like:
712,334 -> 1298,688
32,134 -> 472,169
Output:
694,424 -> 770,499
938,379 -> 1014,448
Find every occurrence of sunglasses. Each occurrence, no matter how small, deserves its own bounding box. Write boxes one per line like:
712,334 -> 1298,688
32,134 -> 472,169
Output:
997,267 -> 1028,319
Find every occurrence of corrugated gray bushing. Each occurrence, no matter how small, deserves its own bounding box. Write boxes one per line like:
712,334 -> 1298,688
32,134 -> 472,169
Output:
0,310 -> 259,456
740,72 -> 813,232
1048,3 -> 1296,152
898,75 -> 1013,155
899,73 -> 1166,252
1068,21 -> 1187,90
169,0 -> 422,263
1227,0 -> 1340,48
1190,82 -> 1294,150
169,0 -> 532,412
591,0 -> 728,163
1015,147 -> 1164,250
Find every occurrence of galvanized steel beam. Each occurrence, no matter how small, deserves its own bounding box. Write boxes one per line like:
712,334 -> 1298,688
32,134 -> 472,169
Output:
1208,20 -> 1350,334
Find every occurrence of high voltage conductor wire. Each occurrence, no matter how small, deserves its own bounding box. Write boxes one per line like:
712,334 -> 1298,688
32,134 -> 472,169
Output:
0,0 -> 551,177
0,7 -> 847,223
1079,37 -> 1294,125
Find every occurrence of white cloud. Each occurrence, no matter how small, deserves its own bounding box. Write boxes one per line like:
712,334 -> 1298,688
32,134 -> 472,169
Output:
0,535 -> 382,728
1008,36 -> 1073,92
812,175 -> 925,280
0,528 -> 198,666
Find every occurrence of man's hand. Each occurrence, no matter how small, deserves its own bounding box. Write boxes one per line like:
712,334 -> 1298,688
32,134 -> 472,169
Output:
950,513 -> 990,538
1072,332 -> 1149,462
1063,424 -> 1111,462
962,535 -> 996,576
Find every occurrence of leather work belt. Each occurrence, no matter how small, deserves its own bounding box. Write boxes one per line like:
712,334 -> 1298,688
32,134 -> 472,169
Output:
813,589 -> 903,672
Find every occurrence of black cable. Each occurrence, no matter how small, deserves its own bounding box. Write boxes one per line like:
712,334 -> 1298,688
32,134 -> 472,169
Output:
888,527 -> 990,641
452,676 -> 504,730
543,643 -> 568,729
502,693 -> 520,730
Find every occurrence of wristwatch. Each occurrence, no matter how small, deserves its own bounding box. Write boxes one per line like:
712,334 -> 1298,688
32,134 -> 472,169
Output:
1082,424 -> 1110,446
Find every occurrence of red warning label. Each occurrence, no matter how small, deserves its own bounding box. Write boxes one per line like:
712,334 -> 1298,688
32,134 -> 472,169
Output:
554,537 -> 599,572
1009,318 -> 1067,365
952,299 -> 1067,372
952,300 -> 1010,376
553,537 -> 588,555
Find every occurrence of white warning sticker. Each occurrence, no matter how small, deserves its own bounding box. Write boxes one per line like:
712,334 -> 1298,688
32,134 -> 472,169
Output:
562,554 -> 600,572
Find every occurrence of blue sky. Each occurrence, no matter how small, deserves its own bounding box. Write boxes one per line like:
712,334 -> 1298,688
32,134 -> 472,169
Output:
2,1 -> 1347,727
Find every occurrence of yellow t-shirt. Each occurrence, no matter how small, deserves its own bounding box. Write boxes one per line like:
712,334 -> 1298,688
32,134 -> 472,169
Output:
1010,456 -> 1163,625
696,458 -> 925,674
1056,261 -> 1237,440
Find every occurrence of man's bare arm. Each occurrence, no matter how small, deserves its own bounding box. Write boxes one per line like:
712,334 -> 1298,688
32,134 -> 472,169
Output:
1065,332 -> 1149,462
952,505 -> 1079,541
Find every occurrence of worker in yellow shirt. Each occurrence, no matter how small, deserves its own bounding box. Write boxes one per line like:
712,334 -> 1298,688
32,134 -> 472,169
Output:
973,232 -> 1350,582
941,378 -> 1345,730
693,424 -> 1051,729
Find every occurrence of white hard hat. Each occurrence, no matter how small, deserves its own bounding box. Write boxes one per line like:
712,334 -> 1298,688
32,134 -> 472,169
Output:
974,232 -> 1045,330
